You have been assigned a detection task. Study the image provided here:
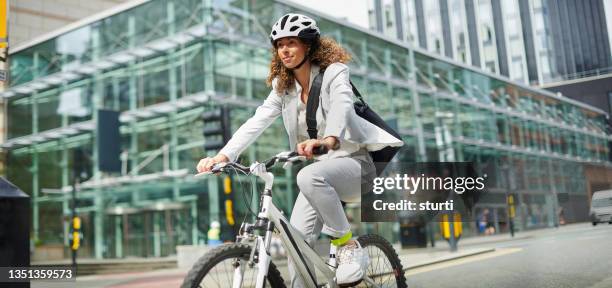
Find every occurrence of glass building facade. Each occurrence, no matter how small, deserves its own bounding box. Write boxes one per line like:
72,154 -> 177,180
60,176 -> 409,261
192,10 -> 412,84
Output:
3,0 -> 611,259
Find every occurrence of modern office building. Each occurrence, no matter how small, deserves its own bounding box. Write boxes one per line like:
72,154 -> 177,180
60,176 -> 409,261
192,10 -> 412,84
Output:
2,0 -> 131,175
542,74 -> 612,161
368,0 -> 612,86
3,0 -> 610,259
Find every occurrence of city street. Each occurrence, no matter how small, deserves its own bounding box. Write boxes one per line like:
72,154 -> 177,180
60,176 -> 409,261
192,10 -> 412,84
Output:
407,223 -> 612,288
4,1 -> 612,288
30,223 -> 609,288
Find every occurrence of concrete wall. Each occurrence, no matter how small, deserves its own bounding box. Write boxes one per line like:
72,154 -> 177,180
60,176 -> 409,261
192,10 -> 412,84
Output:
9,0 -> 130,47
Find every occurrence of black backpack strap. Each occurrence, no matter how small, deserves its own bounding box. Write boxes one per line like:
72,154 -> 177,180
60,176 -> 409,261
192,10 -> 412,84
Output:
349,80 -> 366,105
306,72 -> 324,139
306,75 -> 366,139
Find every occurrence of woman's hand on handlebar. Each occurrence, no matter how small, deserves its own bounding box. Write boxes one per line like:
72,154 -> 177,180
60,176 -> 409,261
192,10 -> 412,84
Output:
196,154 -> 230,173
296,137 -> 337,159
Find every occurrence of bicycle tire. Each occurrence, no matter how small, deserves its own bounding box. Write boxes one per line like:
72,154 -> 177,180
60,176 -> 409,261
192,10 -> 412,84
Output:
356,234 -> 407,288
181,243 -> 286,288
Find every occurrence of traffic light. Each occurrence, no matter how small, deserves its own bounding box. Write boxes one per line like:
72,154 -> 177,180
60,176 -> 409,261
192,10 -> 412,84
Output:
223,175 -> 235,226
69,216 -> 82,251
202,107 -> 231,153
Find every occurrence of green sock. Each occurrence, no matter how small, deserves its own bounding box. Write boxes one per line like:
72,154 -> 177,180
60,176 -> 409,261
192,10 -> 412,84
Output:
331,231 -> 352,246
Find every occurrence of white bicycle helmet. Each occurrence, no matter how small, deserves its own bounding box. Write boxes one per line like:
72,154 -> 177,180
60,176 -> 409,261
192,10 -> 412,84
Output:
270,13 -> 320,44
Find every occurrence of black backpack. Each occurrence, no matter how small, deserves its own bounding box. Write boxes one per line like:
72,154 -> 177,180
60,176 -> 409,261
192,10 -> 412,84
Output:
306,71 -> 403,176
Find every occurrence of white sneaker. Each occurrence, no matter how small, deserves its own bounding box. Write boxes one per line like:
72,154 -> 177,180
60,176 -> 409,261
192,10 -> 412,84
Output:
335,240 -> 369,286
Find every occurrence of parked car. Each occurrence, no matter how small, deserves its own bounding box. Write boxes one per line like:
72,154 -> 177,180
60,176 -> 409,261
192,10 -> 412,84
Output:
590,189 -> 612,226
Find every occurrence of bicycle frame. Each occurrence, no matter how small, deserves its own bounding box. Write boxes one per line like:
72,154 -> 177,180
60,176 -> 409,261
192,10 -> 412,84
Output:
206,154 -> 381,288
234,165 -> 338,288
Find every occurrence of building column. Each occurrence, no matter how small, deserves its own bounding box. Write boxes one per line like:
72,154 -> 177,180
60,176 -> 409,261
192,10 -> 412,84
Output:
153,212 -> 161,257
91,26 -> 105,259
115,216 -> 123,258
547,158 -> 559,227
408,46 -> 427,161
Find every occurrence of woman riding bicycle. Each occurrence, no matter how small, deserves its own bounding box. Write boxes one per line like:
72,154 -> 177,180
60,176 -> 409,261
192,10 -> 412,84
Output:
197,13 -> 403,287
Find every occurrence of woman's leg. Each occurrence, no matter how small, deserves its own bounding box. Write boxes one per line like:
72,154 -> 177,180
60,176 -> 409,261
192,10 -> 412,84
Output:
288,157 -> 374,287
296,157 -> 365,237
288,193 -> 322,288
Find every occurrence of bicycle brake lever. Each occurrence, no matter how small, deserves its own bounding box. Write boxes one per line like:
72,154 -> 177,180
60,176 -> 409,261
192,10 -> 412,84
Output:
195,163 -> 227,177
282,155 -> 307,169
290,155 -> 307,162
194,171 -> 212,177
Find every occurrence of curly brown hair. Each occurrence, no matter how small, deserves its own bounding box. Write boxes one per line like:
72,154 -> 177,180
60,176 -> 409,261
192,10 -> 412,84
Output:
266,36 -> 352,95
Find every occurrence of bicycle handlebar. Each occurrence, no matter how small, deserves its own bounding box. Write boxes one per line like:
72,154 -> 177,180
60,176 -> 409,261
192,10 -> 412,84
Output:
195,146 -> 329,177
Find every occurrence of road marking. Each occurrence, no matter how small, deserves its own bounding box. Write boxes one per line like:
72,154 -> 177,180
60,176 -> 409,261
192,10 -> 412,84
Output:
405,248 -> 522,276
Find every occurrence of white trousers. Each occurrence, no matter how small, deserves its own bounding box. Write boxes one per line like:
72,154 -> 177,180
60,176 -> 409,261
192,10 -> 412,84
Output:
288,153 -> 375,287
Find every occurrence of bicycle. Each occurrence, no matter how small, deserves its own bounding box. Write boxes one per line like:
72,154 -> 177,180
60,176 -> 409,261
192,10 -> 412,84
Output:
182,150 -> 407,288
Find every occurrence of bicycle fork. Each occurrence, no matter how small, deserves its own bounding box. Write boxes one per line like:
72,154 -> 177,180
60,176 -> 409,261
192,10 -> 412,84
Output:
254,184 -> 274,287
233,186 -> 275,288
255,221 -> 274,287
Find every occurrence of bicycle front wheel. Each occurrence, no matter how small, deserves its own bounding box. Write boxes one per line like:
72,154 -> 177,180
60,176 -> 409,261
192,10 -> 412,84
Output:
181,243 -> 286,288
356,234 -> 407,288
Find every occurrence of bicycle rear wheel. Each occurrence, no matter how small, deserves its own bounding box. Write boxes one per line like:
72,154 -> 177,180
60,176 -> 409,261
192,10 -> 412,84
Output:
181,243 -> 286,288
356,234 -> 407,288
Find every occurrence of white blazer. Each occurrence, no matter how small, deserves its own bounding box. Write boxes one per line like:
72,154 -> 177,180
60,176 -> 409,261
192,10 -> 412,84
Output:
219,63 -> 404,162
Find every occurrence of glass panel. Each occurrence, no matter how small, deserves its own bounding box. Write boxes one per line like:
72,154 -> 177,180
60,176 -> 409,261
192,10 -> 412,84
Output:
99,10 -> 130,56
137,120 -> 171,174
10,48 -> 35,86
184,47 -> 206,96
393,87 -> 413,131
34,40 -> 62,79
134,1 -> 168,46
36,90 -> 62,133
6,152 -> 33,195
102,75 -> 132,111
138,59 -> 171,107
38,202 -> 64,245
7,97 -> 33,139
66,83 -> 94,125
365,80 -> 393,119
58,26 -> 94,67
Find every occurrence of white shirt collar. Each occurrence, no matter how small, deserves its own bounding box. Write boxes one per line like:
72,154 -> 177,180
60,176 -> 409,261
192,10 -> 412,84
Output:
294,64 -> 321,95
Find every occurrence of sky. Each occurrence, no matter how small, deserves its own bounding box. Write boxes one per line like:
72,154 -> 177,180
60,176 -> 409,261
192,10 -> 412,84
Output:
298,0 -> 370,28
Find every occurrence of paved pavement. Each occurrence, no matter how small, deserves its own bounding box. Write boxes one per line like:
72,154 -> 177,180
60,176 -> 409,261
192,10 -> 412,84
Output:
34,247 -> 496,287
31,223 -> 607,287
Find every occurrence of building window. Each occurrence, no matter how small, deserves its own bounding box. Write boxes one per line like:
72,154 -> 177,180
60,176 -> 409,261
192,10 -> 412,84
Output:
483,25 -> 493,45
435,39 -> 441,54
385,8 -> 393,28
459,32 -> 466,48
407,33 -> 414,42
485,61 -> 496,73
